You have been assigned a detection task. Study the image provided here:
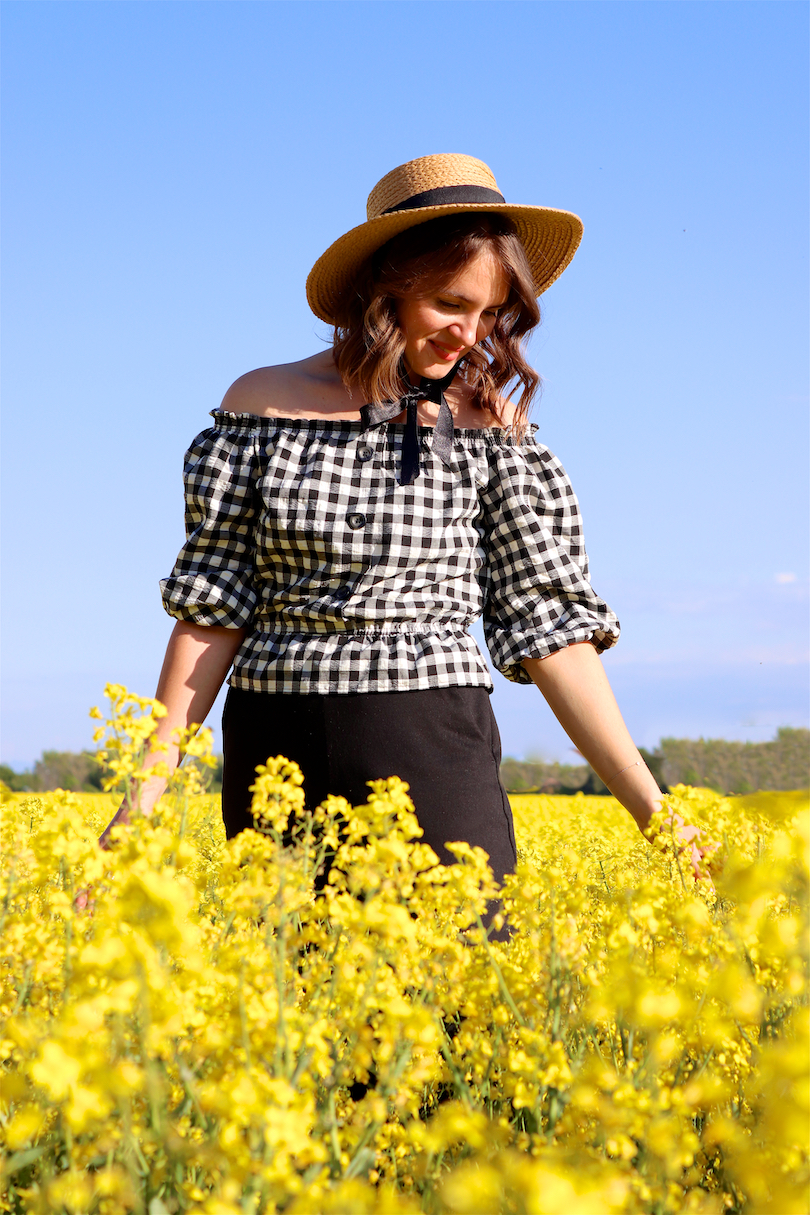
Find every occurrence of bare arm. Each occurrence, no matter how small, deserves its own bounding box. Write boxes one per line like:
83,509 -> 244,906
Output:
98,621 -> 245,845
523,641 -> 661,830
523,642 -> 708,875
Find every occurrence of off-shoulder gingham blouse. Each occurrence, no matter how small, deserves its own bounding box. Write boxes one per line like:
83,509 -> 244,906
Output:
160,410 -> 620,694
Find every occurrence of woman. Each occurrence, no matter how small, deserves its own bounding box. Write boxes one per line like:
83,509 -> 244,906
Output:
99,153 -> 705,882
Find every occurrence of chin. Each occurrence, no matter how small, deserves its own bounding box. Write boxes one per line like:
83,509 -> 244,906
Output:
409,352 -> 458,380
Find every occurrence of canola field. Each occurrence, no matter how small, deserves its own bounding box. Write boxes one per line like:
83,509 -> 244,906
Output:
0,692 -> 807,1214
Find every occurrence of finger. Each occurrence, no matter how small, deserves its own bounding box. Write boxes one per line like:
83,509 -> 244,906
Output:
689,843 -> 714,886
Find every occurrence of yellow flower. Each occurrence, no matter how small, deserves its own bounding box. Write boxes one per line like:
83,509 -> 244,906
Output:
1,696 -> 806,1215
3,1104 -> 45,1150
30,1040 -> 81,1101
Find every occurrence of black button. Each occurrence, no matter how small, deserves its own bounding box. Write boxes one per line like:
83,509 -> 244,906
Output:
347,512 -> 366,529
357,444 -> 374,462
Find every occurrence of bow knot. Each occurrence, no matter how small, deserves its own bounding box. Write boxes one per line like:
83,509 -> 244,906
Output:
360,364 -> 458,485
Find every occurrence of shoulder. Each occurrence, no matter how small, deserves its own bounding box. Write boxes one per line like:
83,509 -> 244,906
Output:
219,352 -> 350,419
219,358 -> 313,418
220,367 -> 283,416
494,397 -> 518,429
448,379 -> 519,430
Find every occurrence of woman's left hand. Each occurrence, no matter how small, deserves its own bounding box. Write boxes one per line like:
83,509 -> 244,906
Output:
522,645 -> 719,886
655,811 -> 717,885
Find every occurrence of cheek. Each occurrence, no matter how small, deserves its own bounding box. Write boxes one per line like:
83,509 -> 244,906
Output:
396,300 -> 416,340
397,301 -> 436,343
394,300 -> 409,335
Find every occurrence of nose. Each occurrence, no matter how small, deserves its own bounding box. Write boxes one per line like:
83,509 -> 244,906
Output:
447,311 -> 484,348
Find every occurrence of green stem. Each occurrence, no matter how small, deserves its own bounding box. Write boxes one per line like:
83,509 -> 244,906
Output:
238,962 -> 253,1070
476,914 -> 526,1028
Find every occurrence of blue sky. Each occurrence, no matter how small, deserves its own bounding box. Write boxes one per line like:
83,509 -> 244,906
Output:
2,0 -> 808,768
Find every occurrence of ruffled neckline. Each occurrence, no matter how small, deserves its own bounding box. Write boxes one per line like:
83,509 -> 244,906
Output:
209,409 -> 538,443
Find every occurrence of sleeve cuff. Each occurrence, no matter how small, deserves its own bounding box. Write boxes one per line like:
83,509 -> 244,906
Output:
486,621 -> 621,685
160,574 -> 256,630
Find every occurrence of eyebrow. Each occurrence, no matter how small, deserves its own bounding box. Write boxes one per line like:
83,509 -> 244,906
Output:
443,292 -> 509,308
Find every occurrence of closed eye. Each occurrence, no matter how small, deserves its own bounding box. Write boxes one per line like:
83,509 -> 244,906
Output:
438,299 -> 502,318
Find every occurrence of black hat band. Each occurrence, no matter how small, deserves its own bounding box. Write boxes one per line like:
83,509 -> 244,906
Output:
383,184 -> 506,215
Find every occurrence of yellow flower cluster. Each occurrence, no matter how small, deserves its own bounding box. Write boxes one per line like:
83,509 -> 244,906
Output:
0,689 -> 807,1214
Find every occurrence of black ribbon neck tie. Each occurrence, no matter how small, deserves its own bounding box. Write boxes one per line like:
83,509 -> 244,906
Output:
360,365 -> 458,486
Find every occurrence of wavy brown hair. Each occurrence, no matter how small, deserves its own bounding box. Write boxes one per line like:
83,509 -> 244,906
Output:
331,213 -> 542,430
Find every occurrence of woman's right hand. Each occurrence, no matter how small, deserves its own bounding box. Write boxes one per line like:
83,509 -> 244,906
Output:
97,773 -> 168,850
98,797 -> 134,851
75,798 -> 136,910
76,780 -> 167,910
77,620 -> 243,909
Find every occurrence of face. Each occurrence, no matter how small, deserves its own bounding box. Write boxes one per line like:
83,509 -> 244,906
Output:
396,247 -> 510,381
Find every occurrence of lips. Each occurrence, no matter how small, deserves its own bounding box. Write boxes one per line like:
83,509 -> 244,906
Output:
429,340 -> 463,360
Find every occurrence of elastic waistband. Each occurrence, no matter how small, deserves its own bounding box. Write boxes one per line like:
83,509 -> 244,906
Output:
251,623 -> 472,638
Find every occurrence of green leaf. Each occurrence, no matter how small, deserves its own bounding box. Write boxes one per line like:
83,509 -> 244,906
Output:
2,1144 -> 47,1177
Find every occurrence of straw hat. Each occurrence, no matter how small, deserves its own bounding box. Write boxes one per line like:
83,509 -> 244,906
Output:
306,153 -> 583,324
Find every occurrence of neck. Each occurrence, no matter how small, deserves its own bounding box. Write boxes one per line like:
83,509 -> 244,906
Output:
402,361 -> 461,392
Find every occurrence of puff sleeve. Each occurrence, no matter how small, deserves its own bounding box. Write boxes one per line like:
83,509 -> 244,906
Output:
160,422 -> 260,628
481,437 -> 620,684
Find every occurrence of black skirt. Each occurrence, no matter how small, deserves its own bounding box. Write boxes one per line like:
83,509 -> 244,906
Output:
221,685 -> 517,887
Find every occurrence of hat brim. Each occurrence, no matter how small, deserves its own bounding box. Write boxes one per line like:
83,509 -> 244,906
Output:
305,203 -> 584,324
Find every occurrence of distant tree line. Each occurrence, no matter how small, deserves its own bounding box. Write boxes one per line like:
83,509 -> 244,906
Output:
652,727 -> 809,794
499,758 -> 610,796
2,729 -> 807,798
0,752 -> 224,795
501,727 -> 809,796
0,751 -> 104,794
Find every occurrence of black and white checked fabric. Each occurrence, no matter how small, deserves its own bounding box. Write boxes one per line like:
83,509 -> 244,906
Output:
160,410 -> 620,694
